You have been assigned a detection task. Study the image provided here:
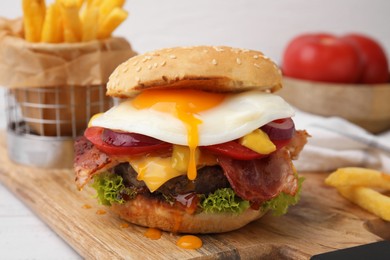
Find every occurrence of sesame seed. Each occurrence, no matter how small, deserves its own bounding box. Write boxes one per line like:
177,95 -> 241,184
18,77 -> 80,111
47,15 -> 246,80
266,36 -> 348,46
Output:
133,61 -> 139,66
254,63 -> 260,68
136,66 -> 142,72
123,67 -> 129,72
147,64 -> 152,70
153,63 -> 158,68
142,56 -> 152,63
236,58 -> 242,65
253,55 -> 259,59
203,49 -> 209,53
161,61 -> 166,66
213,46 -> 224,52
212,59 -> 218,65
135,77 -> 140,83
169,55 -> 177,59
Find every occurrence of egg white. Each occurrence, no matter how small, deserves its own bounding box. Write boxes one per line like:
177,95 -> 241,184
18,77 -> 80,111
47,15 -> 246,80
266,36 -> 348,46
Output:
90,90 -> 295,146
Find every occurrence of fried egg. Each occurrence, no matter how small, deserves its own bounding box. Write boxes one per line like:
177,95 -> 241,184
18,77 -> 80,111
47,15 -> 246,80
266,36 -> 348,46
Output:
91,89 -> 295,146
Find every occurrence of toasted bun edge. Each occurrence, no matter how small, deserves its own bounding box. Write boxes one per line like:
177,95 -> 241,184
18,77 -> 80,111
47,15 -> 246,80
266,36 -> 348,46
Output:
107,46 -> 282,98
110,194 -> 266,234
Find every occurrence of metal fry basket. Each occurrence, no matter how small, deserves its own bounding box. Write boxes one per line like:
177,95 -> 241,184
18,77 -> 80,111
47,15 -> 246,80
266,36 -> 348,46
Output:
5,85 -> 114,168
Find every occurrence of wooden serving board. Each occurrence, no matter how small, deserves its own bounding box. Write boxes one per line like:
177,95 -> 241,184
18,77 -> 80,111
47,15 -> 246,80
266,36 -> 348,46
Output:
0,133 -> 388,259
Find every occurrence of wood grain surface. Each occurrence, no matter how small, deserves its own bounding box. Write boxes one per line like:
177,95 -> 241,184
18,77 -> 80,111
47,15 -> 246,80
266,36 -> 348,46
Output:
0,133 -> 388,259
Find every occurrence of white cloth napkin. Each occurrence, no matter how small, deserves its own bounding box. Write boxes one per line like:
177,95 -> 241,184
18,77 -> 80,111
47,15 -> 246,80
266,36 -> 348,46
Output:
292,108 -> 390,174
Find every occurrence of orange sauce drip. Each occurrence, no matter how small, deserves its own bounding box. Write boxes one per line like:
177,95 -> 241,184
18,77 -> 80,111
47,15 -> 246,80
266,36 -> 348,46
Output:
82,204 -> 92,209
176,235 -> 203,249
174,192 -> 198,214
132,89 -> 225,180
120,223 -> 129,229
144,228 -> 162,240
96,209 -> 107,215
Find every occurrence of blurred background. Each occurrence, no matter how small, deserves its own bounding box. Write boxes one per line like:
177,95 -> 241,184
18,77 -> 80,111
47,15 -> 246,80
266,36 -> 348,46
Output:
0,0 -> 389,128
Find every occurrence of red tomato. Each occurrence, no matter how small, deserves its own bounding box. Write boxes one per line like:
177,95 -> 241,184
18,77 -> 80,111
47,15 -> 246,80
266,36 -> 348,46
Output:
201,139 -> 291,160
341,34 -> 389,83
85,127 -> 291,160
201,141 -> 265,160
84,127 -> 171,156
282,33 -> 363,83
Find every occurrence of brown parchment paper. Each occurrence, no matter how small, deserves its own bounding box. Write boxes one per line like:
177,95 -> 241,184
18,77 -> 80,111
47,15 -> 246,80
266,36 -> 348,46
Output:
0,17 -> 137,88
0,17 -> 137,136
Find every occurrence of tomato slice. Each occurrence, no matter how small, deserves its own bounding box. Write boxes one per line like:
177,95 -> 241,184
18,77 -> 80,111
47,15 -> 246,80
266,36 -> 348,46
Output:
85,127 -> 292,159
84,127 -> 171,156
201,139 -> 291,160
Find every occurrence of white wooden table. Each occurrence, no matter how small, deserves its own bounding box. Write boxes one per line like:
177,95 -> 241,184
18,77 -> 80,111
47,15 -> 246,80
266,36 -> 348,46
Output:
0,183 -> 80,259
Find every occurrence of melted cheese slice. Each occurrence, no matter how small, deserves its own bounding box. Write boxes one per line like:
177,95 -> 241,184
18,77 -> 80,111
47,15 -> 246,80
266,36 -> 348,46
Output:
129,146 -> 218,192
129,156 -> 183,192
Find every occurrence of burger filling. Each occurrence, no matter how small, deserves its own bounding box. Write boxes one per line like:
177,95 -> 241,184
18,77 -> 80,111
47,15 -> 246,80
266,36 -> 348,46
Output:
74,119 -> 309,216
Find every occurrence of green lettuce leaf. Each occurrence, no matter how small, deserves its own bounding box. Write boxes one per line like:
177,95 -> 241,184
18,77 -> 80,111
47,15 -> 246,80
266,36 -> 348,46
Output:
91,172 -> 136,206
261,176 -> 305,216
199,188 -> 250,214
199,177 -> 304,216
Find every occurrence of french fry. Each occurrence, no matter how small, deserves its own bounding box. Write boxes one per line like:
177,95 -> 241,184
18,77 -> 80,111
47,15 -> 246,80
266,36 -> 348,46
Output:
59,0 -> 83,42
97,7 -> 128,39
81,6 -> 99,42
326,167 -> 390,221
22,0 -> 46,42
98,0 -> 125,23
337,186 -> 390,221
23,0 -> 127,43
84,0 -> 103,7
77,0 -> 85,8
325,167 -> 390,190
41,3 -> 63,43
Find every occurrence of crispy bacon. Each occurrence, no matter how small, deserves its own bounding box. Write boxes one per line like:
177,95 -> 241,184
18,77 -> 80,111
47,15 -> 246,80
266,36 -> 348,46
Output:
216,130 -> 308,204
218,148 -> 298,204
74,136 -> 119,190
286,130 -> 310,159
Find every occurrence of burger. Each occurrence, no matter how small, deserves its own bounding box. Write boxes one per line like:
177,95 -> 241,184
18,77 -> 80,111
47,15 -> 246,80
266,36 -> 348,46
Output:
74,46 -> 309,234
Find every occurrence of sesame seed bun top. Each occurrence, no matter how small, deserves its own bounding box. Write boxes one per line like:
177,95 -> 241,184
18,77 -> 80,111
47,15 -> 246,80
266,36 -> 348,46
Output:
106,46 -> 282,98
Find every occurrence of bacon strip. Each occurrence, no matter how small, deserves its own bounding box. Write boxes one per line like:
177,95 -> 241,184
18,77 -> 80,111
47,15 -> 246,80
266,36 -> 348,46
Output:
218,148 -> 298,204
74,136 -> 119,190
216,130 -> 308,204
286,130 -> 310,159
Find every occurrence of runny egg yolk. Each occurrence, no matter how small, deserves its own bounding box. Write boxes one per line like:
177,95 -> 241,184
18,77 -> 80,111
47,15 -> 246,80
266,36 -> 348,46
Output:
132,89 -> 226,180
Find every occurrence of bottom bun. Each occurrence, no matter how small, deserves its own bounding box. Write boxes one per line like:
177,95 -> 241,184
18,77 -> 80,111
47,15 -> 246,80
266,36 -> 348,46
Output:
110,195 -> 267,234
